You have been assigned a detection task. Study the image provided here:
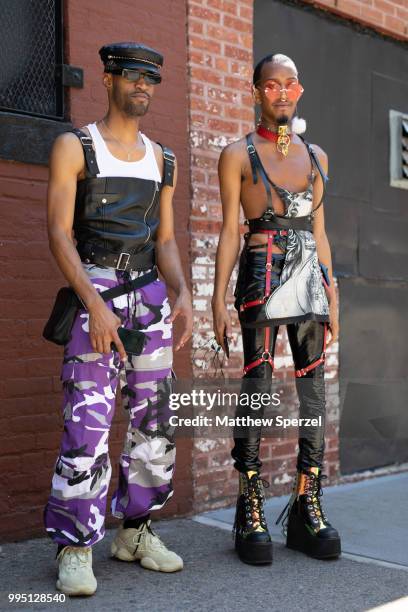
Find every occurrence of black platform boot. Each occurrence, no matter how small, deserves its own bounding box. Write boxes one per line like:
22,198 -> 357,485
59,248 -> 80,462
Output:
233,471 -> 273,565
277,468 -> 341,560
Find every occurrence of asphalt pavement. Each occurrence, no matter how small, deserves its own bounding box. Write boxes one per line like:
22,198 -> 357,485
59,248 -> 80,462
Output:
1,473 -> 407,612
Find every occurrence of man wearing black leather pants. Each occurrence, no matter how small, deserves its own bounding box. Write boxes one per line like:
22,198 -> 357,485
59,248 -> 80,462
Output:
212,53 -> 341,565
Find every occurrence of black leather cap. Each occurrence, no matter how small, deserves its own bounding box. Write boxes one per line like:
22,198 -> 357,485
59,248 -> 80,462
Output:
99,42 -> 163,75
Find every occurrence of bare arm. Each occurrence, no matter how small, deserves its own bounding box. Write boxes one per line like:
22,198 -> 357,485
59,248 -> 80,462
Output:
47,133 -> 127,359
155,159 -> 193,351
211,145 -> 242,349
311,147 -> 338,347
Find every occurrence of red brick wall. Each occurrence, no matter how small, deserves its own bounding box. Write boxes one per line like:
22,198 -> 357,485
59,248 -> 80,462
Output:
0,0 -> 191,542
305,0 -> 408,40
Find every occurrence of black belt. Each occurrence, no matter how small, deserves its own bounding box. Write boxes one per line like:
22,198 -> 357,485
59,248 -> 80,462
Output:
94,267 -> 158,300
77,243 -> 156,271
247,214 -> 313,232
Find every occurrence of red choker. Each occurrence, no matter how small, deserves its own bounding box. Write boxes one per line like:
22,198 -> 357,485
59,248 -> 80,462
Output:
256,125 -> 292,156
256,125 -> 292,143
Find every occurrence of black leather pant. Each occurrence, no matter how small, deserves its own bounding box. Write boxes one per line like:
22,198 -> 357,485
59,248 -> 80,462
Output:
232,245 -> 327,474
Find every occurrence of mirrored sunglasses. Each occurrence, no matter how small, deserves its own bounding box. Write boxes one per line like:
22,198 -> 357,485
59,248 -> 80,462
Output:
116,68 -> 162,85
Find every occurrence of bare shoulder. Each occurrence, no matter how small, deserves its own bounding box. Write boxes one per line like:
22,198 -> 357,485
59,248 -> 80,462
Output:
48,130 -> 85,179
219,136 -> 248,166
149,140 -> 167,178
222,136 -> 248,156
310,143 -> 328,171
51,130 -> 84,160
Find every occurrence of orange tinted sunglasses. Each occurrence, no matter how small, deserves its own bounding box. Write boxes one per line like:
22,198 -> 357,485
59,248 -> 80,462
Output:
260,80 -> 304,102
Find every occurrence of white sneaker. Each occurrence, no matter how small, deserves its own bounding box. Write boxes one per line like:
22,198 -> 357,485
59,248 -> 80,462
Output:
111,520 -> 183,572
56,546 -> 97,596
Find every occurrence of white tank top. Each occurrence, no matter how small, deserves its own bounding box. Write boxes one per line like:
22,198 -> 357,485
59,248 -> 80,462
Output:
85,122 -> 162,182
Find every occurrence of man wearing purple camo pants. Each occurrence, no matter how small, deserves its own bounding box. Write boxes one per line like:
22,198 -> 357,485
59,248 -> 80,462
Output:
44,42 -> 192,596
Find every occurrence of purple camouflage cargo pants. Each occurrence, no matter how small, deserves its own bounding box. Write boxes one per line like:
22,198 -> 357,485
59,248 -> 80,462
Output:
44,264 -> 175,547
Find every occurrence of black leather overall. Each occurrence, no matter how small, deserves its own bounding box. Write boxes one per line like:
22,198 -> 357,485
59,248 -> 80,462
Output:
231,134 -> 329,474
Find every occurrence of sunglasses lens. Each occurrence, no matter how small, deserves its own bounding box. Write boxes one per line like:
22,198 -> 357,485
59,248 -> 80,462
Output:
262,81 -> 304,102
122,69 -> 139,82
287,82 -> 304,100
145,73 -> 161,84
122,69 -> 161,84
263,83 -> 281,101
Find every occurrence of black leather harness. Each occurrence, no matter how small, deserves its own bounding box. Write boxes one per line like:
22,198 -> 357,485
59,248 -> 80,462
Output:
245,133 -> 329,233
71,128 -> 175,271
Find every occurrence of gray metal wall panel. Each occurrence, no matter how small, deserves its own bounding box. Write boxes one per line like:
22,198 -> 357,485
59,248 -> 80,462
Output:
359,207 -> 408,281
254,0 -> 408,473
338,278 -> 408,380
324,195 -> 359,277
338,277 -> 408,471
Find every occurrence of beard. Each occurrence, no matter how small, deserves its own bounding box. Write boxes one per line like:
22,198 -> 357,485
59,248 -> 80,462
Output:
122,98 -> 150,117
113,87 -> 150,117
276,114 -> 289,126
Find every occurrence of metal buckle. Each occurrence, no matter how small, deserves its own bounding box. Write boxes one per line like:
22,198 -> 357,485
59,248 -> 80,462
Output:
116,252 -> 130,270
247,144 -> 256,154
163,151 -> 175,164
261,351 -> 272,361
265,263 -> 273,271
80,136 -> 93,146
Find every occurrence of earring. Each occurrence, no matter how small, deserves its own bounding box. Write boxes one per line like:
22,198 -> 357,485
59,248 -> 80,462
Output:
291,104 -> 307,135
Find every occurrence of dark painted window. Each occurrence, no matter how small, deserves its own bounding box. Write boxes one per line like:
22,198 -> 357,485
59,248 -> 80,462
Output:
389,110 -> 408,189
0,0 -> 64,120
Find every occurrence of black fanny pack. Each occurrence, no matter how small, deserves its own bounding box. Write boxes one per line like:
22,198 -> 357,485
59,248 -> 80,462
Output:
43,268 -> 158,351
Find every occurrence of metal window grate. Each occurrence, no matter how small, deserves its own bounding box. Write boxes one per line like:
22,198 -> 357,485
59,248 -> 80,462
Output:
0,0 -> 63,120
389,110 -> 408,190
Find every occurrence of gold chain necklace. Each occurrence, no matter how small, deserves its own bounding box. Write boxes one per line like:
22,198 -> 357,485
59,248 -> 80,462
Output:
100,119 -> 140,161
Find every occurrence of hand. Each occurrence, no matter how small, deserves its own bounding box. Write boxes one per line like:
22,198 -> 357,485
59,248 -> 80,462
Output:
212,300 -> 232,353
88,299 -> 127,361
326,301 -> 339,349
165,287 -> 193,351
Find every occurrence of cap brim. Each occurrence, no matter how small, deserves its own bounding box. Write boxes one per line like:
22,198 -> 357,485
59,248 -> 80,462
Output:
106,59 -> 161,75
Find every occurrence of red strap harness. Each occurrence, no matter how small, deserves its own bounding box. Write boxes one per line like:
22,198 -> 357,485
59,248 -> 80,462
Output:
240,230 -> 287,313
294,322 -> 327,378
241,231 -> 328,377
243,325 -> 274,374
242,231 -> 278,374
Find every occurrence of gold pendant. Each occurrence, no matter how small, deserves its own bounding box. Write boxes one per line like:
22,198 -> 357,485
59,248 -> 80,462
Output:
276,125 -> 290,157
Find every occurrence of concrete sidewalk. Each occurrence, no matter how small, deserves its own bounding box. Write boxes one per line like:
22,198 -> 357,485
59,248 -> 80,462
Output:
199,471 -> 408,568
1,473 -> 407,612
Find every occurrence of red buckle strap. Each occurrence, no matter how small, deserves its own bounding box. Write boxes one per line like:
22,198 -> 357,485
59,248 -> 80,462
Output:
243,326 -> 274,374
264,232 -> 274,298
295,356 -> 325,377
294,323 -> 328,377
254,229 -> 288,236
240,230 -> 287,312
240,297 -> 265,312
